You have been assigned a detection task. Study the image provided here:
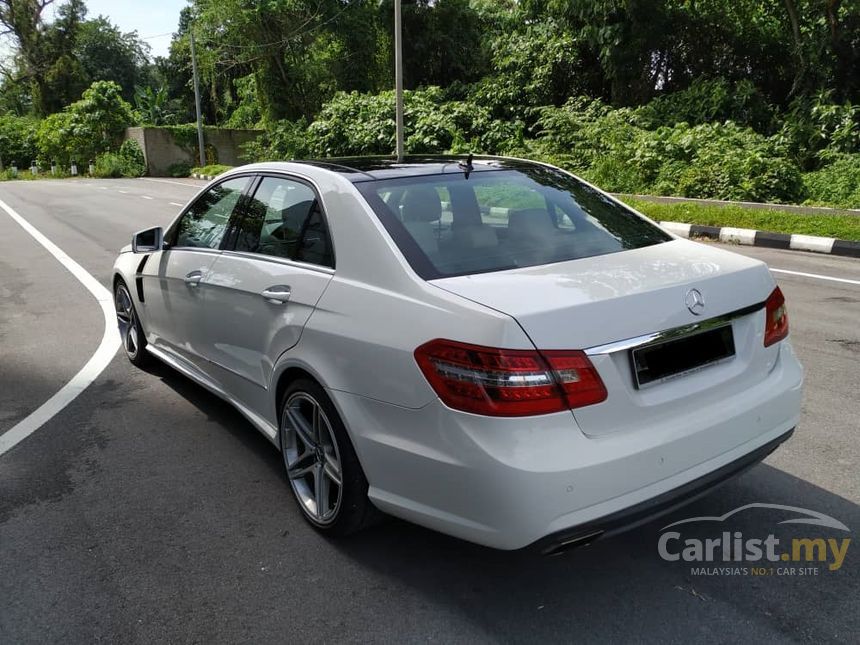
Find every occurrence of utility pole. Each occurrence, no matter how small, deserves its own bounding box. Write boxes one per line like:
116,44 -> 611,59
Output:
394,0 -> 404,163
190,31 -> 206,168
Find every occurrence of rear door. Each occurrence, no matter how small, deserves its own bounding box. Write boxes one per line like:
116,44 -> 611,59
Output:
141,176 -> 252,371
200,174 -> 335,417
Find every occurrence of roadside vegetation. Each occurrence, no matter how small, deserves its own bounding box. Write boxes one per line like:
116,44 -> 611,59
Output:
1,1 -> 859,210
190,164 -> 234,177
625,200 -> 860,242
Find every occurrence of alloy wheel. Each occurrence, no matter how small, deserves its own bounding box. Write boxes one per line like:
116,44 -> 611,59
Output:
281,392 -> 344,524
115,284 -> 139,357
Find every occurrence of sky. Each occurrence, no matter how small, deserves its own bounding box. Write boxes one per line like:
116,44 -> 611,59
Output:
72,0 -> 189,58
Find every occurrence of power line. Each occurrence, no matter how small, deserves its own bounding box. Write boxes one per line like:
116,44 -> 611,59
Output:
139,32 -> 174,41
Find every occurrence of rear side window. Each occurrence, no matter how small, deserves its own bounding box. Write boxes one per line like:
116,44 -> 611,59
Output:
172,177 -> 249,249
357,168 -> 670,279
233,175 -> 334,268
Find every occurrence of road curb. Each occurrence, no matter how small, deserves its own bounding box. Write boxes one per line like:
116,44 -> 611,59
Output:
660,221 -> 860,258
617,193 -> 860,217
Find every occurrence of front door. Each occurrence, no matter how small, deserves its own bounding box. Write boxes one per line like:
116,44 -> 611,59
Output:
141,176 -> 252,373
200,174 -> 335,419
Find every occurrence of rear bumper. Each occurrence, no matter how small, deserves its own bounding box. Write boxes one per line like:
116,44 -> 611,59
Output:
531,425 -> 794,555
330,341 -> 803,550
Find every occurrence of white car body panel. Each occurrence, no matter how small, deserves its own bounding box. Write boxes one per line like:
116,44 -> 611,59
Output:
141,248 -> 220,370
202,252 -> 334,421
113,159 -> 804,550
432,238 -> 774,349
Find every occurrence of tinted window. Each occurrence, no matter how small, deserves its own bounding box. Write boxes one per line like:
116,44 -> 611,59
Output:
234,176 -> 334,268
358,168 -> 671,279
173,178 -> 249,249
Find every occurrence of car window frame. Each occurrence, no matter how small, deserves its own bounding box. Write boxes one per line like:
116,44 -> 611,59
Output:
164,174 -> 256,252
220,172 -> 337,273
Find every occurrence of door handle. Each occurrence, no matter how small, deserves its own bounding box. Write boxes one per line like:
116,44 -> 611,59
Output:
184,270 -> 203,287
261,285 -> 291,304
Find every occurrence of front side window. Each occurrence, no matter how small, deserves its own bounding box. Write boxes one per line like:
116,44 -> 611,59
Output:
234,176 -> 334,268
358,167 -> 671,279
173,177 -> 249,249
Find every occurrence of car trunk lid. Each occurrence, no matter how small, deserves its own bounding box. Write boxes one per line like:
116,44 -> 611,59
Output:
432,239 -> 780,436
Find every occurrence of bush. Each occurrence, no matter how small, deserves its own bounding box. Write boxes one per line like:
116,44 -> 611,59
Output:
534,98 -> 804,203
92,153 -> 125,178
535,97 -> 640,174
246,88 -> 522,161
776,93 -> 860,169
36,80 -> 133,166
470,22 -> 594,124
35,112 -> 76,167
305,87 -> 522,158
167,161 -> 192,177
803,155 -> 860,208
244,118 -> 310,161
118,139 -> 146,177
0,116 -> 39,168
635,78 -> 774,132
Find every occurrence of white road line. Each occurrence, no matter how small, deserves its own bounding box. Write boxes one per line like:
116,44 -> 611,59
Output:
141,195 -> 154,200
169,202 -> 183,207
771,268 -> 860,286
141,177 -> 201,188
118,190 -> 129,194
0,198 -> 120,458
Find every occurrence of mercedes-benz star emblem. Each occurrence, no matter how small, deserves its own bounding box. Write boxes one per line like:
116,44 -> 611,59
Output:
685,288 -> 705,315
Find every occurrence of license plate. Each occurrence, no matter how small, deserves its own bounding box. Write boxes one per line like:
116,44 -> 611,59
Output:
631,324 -> 736,388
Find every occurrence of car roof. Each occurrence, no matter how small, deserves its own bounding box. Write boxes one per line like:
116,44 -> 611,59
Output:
241,156 -> 543,183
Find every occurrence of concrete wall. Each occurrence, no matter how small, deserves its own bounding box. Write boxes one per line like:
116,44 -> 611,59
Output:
125,127 -> 262,176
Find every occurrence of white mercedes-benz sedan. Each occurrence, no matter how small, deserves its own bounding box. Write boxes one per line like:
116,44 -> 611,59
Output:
112,157 -> 803,552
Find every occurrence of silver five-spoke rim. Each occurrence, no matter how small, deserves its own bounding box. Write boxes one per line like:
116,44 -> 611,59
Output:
115,285 -> 139,357
282,393 -> 343,524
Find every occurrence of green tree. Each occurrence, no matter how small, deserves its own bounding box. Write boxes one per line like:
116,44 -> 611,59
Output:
133,85 -> 175,125
0,115 -> 39,168
1,0 -> 151,115
378,0 -> 488,90
74,17 -> 151,102
36,80 -> 133,165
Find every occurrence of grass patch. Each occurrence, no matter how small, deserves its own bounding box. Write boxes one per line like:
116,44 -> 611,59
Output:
191,164 -> 234,177
623,199 -> 860,241
1,168 -> 75,181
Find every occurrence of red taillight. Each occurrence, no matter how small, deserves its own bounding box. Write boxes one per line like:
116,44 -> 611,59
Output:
414,339 -> 607,417
764,286 -> 789,347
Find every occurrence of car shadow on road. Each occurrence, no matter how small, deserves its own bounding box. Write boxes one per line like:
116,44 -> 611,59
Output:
330,466 -> 858,642
141,359 -> 284,470
146,363 -> 858,642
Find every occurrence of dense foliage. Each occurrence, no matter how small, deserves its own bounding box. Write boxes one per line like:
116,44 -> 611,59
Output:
35,81 -> 132,165
1,1 -> 859,204
0,116 -> 39,166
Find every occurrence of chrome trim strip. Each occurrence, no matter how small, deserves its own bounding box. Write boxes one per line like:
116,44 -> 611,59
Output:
164,246 -> 222,255
585,301 -> 765,356
219,249 -> 335,275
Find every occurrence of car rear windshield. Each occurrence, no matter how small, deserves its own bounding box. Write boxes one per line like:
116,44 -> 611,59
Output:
357,166 -> 672,279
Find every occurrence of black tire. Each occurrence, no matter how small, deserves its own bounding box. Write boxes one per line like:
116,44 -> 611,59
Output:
114,279 -> 153,368
279,378 -> 376,536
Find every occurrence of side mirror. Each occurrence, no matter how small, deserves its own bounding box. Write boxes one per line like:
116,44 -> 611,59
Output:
132,226 -> 163,253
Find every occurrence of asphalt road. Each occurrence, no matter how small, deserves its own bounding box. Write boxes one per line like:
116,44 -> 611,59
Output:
1,178 -> 858,644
